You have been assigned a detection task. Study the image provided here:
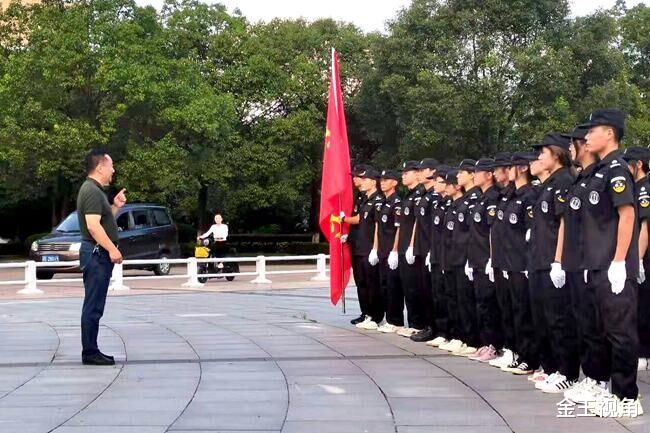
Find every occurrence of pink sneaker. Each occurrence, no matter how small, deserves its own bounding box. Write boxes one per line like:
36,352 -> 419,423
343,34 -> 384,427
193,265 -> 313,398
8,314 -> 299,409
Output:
476,345 -> 498,363
468,346 -> 489,361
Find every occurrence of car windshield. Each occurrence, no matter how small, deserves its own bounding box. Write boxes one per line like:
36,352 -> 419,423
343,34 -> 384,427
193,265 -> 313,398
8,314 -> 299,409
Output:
56,212 -> 80,233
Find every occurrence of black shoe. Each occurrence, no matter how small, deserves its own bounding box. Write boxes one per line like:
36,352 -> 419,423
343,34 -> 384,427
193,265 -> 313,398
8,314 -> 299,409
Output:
350,315 -> 365,325
99,352 -> 114,361
82,354 -> 115,366
410,327 -> 435,342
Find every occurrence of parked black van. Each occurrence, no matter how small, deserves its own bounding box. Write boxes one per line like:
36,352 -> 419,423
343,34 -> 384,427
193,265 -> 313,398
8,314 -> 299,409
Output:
29,204 -> 180,279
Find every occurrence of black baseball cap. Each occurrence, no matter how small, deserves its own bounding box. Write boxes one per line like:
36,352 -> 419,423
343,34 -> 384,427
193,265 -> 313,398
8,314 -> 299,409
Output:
445,169 -> 459,185
578,108 -> 625,137
380,169 -> 400,181
401,160 -> 420,172
351,164 -> 371,177
532,133 -> 571,151
418,158 -> 439,170
493,152 -> 512,167
511,151 -> 539,166
561,126 -> 588,140
623,147 -> 650,163
428,164 -> 451,179
474,158 -> 496,172
458,159 -> 477,172
360,168 -> 380,179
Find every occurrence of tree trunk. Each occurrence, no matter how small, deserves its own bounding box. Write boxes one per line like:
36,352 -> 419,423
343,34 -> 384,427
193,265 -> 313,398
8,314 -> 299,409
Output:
197,184 -> 208,235
309,176 -> 320,241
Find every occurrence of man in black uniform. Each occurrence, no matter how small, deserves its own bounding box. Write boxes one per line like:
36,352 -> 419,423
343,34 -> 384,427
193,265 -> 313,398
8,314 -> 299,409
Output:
578,109 -> 642,416
343,168 -> 385,330
375,169 -> 405,333
467,158 -> 503,362
396,161 -> 427,337
622,147 -> 650,371
349,164 -> 371,325
426,165 -> 453,347
411,158 -> 440,342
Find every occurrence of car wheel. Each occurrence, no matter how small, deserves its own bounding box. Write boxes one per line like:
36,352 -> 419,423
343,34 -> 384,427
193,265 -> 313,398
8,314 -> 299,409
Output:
154,254 -> 171,276
36,270 -> 54,280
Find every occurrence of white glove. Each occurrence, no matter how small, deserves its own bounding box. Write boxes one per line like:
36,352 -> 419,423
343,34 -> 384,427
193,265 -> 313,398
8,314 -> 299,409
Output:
465,260 -> 474,281
341,234 -> 348,243
388,251 -> 399,270
522,270 -> 528,279
550,262 -> 566,289
584,269 -> 588,284
485,258 -> 495,283
525,229 -> 531,243
503,270 -> 509,280
425,252 -> 431,272
608,261 -> 627,295
368,249 -> 379,266
339,211 -> 346,219
406,247 -> 415,265
639,260 -> 646,285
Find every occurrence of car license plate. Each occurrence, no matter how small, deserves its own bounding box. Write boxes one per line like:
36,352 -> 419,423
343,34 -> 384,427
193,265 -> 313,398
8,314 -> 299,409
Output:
43,255 -> 59,262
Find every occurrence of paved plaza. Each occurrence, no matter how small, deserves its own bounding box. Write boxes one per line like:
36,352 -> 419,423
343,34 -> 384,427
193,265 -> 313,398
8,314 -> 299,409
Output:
1,285 -> 650,433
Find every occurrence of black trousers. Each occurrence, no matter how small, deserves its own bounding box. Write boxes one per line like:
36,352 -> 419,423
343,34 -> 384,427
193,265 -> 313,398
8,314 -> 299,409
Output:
567,271 -> 610,382
416,256 -> 435,332
495,268 -> 516,351
354,257 -> 384,323
508,271 -> 539,368
399,255 -> 425,329
80,242 -> 114,358
474,272 -> 503,349
379,258 -> 404,326
588,270 -> 639,400
443,269 -> 461,340
352,255 -> 367,317
533,270 -> 580,381
638,275 -> 650,358
431,264 -> 447,337
528,271 -> 556,374
454,265 -> 480,347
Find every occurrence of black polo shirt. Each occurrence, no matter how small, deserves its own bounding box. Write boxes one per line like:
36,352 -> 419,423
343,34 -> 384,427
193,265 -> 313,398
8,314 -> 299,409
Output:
562,163 -> 597,272
376,192 -> 401,259
581,150 -> 639,277
432,196 -> 452,266
77,178 -> 119,244
501,183 -> 538,272
491,183 -> 514,270
351,191 -> 383,257
398,185 -> 424,254
528,167 -> 575,272
442,187 -> 481,269
468,185 -> 500,269
414,187 -> 438,257
348,192 -> 366,247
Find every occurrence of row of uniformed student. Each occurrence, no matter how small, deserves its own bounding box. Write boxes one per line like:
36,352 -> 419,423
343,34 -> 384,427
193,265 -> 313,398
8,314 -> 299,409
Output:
343,108 -> 643,417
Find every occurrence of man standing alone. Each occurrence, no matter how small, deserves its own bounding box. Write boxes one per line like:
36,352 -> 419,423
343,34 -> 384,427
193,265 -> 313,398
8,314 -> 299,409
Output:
77,149 -> 126,365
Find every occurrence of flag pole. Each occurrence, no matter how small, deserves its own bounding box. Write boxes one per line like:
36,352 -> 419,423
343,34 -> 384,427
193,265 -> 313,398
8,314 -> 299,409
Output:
339,192 -> 346,314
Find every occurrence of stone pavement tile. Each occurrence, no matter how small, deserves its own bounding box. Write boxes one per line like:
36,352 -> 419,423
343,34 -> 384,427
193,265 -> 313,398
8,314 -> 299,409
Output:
619,417 -> 650,433
353,358 -> 450,379
277,359 -> 362,376
191,389 -> 287,403
288,381 -> 382,396
398,427 -> 512,433
285,403 -> 393,422
281,420 -> 395,433
505,414 -> 628,433
379,377 -> 478,399
390,397 -> 505,427
64,409 -> 181,427
170,411 -> 286,431
53,427 -> 167,433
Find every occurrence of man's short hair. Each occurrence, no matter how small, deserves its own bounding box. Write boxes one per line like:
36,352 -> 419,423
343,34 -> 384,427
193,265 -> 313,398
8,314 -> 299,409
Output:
85,149 -> 108,174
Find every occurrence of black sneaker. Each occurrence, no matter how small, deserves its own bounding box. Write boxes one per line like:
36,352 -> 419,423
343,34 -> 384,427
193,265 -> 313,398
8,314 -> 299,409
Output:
82,354 -> 115,366
410,327 -> 435,342
350,315 -> 365,325
511,362 -> 533,375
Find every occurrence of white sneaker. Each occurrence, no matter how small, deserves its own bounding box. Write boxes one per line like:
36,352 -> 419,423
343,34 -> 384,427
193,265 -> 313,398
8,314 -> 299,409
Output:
396,327 -> 421,337
535,372 -> 558,390
564,378 -> 609,404
440,339 -> 463,352
451,343 -> 469,356
489,349 -> 514,368
539,374 -> 574,394
528,368 -> 546,382
426,336 -> 447,347
639,358 -> 649,371
377,323 -> 398,333
355,316 -> 371,329
456,345 -> 478,357
358,319 -> 379,330
588,392 -> 644,418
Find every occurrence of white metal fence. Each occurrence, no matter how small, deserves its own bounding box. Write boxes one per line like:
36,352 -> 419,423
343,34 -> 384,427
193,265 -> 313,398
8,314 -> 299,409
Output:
0,254 -> 330,295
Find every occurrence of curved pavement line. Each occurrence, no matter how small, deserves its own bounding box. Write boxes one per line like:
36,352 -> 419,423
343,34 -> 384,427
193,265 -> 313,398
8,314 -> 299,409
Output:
191,315 -> 292,433
47,323 -> 129,433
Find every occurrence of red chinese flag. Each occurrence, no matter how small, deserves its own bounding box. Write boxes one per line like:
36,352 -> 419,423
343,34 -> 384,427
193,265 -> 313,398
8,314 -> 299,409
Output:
319,48 -> 353,305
